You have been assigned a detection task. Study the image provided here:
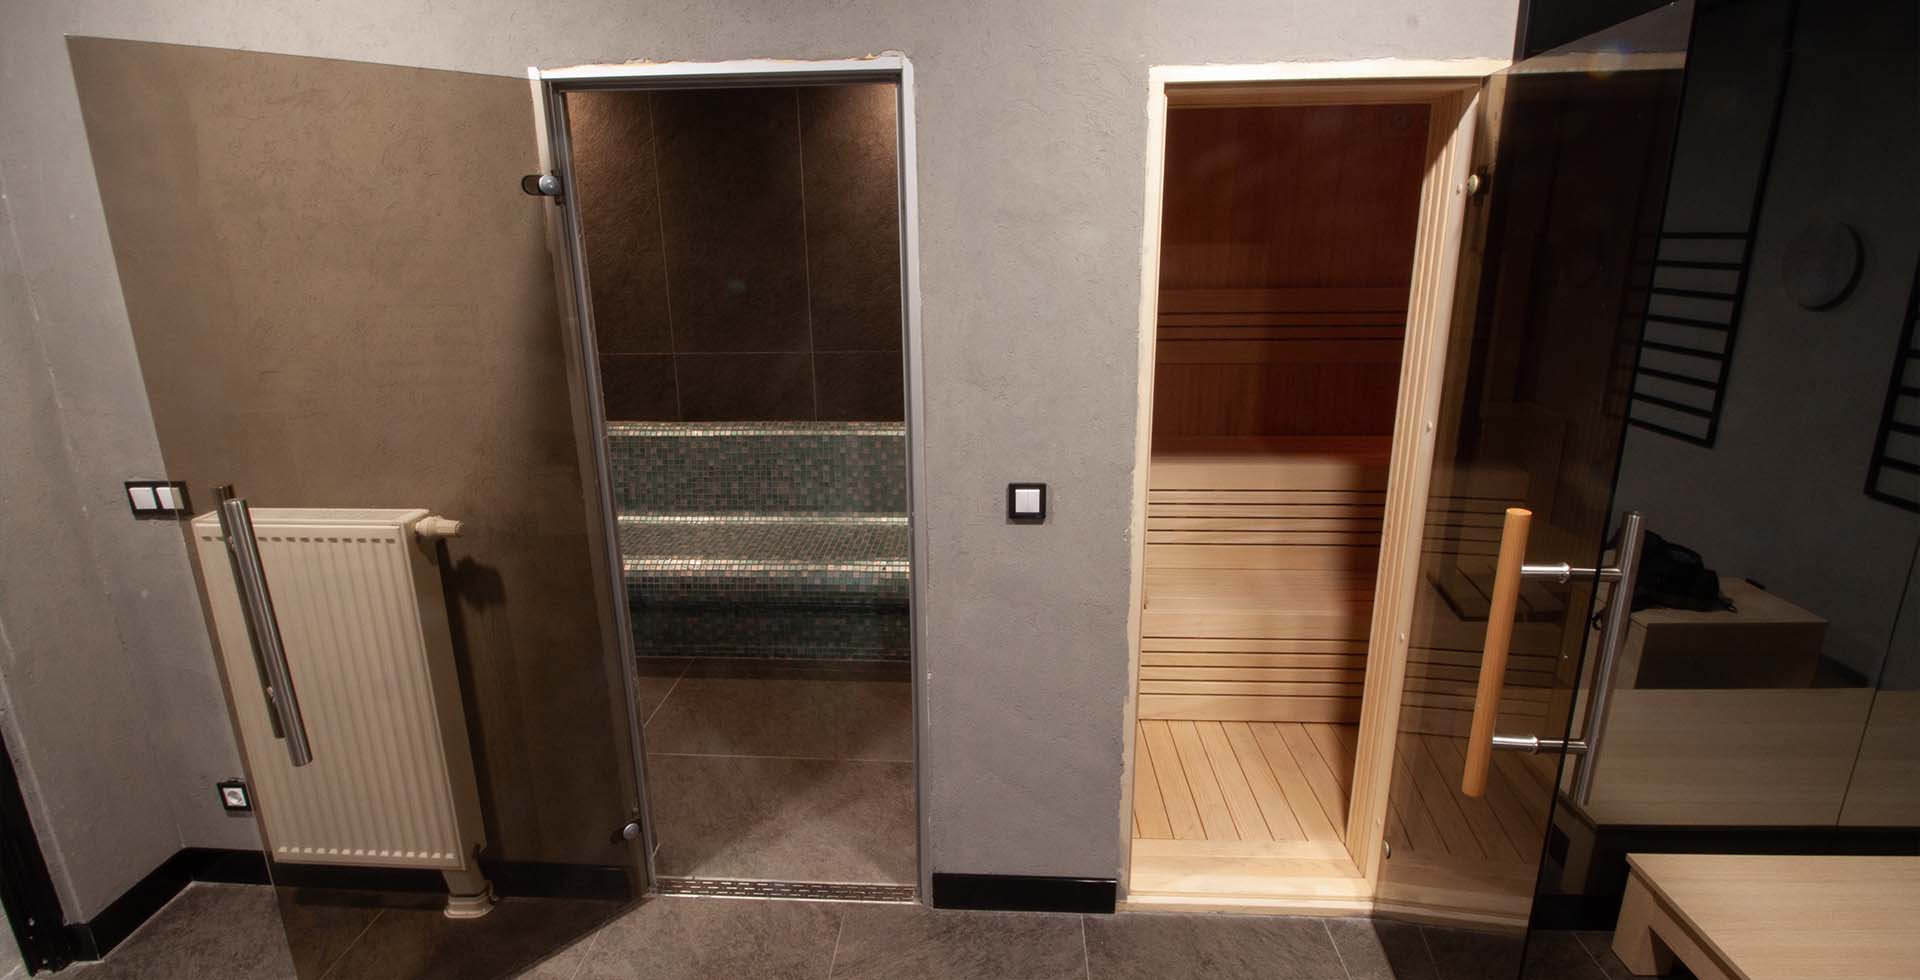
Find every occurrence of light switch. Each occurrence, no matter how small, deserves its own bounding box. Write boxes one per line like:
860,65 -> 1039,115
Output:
1007,482 -> 1047,523
125,480 -> 191,519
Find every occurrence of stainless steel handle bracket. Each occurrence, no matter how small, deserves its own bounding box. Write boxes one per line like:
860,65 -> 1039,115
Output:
1490,511 -> 1647,808
213,486 -> 314,768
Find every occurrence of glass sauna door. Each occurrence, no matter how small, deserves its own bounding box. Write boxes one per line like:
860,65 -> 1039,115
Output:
69,38 -> 646,978
1369,0 -> 1693,961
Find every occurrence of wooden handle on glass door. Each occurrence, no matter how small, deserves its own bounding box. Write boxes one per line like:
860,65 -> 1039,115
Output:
1461,507 -> 1532,798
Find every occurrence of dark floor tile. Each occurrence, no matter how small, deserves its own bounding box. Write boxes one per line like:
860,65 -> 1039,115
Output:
633,656 -> 689,723
317,896 -> 621,980
1572,932 -> 1648,980
829,904 -> 1083,980
566,90 -> 674,357
1421,924 -> 1525,980
567,897 -> 840,980
674,353 -> 813,421
648,754 -> 915,883
276,891 -> 386,978
643,670 -> 911,760
1085,911 -> 1343,980
815,351 -> 905,421
1327,917 -> 1440,980
600,354 -> 680,421
1522,931 -> 1609,980
799,83 -> 902,353
512,925 -> 604,979
65,884 -> 295,980
652,88 -> 810,354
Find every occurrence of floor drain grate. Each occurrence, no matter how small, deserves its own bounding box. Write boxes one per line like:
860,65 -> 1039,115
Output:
656,877 -> 916,903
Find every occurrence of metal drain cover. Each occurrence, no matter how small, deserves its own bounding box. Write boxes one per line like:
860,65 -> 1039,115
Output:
656,877 -> 916,903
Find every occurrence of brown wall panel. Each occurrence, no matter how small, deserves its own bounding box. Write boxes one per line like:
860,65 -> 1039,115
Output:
69,38 -> 636,866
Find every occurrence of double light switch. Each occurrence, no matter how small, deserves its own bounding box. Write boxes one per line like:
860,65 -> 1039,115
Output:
126,480 -> 192,518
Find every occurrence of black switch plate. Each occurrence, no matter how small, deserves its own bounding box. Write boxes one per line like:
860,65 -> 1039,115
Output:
124,480 -> 191,519
1007,483 -> 1047,523
216,779 -> 252,812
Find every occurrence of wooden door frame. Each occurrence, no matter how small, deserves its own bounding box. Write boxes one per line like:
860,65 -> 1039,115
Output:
1121,59 -> 1502,904
527,57 -> 929,898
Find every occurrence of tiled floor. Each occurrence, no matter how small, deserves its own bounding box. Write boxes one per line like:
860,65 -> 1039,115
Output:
635,656 -> 916,884
57,882 -> 1659,980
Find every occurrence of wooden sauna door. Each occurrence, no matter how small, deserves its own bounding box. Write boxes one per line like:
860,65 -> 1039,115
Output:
1369,1 -> 1693,941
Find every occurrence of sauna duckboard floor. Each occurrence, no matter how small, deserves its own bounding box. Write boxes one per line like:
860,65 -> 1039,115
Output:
1128,720 -> 1368,910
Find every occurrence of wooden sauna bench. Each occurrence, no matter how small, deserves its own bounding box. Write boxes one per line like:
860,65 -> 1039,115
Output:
1141,436 -> 1391,725
1613,854 -> 1920,980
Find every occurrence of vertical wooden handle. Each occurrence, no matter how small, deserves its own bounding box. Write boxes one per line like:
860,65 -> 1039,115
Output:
1462,507 -> 1532,798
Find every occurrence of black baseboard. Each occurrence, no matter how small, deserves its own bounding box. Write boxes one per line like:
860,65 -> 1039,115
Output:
270,857 -> 634,903
930,872 -> 1116,913
65,848 -> 265,960
64,848 -> 633,962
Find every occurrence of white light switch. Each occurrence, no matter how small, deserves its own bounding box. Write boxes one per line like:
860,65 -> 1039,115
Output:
128,485 -> 158,511
154,484 -> 179,509
1007,482 -> 1047,523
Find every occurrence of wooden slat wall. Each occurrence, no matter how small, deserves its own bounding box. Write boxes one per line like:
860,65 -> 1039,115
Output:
1140,104 -> 1428,727
1153,289 -> 1408,438
1142,445 -> 1391,723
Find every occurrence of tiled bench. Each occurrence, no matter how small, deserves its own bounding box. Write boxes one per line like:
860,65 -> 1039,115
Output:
608,422 -> 909,661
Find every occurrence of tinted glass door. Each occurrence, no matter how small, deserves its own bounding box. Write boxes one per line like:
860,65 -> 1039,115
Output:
70,38 -> 646,978
1371,1 -> 1693,963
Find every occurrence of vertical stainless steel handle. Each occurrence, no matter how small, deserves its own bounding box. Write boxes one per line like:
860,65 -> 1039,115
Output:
213,487 -> 314,768
1569,510 -> 1645,806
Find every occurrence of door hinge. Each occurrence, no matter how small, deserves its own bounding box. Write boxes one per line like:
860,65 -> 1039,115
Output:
520,173 -> 564,202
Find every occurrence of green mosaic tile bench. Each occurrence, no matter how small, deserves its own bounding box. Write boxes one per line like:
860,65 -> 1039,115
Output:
608,422 -> 910,661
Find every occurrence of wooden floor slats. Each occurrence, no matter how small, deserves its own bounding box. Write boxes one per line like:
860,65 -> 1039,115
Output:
1383,731 -> 1550,864
1132,720 -> 1355,845
1129,720 -> 1366,910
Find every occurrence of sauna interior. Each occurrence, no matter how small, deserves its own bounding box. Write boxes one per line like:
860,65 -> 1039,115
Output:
1129,90 -> 1430,905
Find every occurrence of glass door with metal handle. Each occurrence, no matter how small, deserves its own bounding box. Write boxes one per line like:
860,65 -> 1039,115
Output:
1369,1 -> 1692,963
1461,511 -> 1646,802
212,486 -> 313,768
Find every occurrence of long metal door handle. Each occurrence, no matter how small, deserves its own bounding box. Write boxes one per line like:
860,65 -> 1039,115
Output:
1458,510 -> 1648,801
213,487 -> 314,768
1461,507 -> 1531,797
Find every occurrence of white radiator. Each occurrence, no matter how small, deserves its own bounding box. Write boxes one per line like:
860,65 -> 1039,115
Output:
192,507 -> 490,913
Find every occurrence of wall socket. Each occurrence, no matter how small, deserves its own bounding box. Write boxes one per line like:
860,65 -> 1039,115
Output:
216,779 -> 252,812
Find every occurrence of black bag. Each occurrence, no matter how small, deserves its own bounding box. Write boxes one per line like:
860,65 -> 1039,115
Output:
1630,531 -> 1730,612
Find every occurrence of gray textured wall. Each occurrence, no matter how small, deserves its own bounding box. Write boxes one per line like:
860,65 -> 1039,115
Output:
0,0 -> 1514,919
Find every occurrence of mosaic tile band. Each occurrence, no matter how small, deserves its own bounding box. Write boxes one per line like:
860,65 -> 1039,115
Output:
610,422 -> 911,661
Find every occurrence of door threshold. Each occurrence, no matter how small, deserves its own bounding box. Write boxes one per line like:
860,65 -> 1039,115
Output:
1125,839 -> 1372,917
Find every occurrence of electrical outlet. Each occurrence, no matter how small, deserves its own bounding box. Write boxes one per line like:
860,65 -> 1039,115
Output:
216,779 -> 252,812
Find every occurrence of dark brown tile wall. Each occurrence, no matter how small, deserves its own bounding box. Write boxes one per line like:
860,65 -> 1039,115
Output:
800,84 -> 904,352
567,91 -> 673,354
566,84 -> 903,422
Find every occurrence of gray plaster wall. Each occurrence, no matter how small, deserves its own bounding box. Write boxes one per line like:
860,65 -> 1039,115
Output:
0,0 -> 1514,919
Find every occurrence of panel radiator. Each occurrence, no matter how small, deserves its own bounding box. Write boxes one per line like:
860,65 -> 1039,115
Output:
192,507 -> 490,915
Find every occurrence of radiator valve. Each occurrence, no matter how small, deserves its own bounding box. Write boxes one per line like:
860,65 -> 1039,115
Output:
414,516 -> 464,539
